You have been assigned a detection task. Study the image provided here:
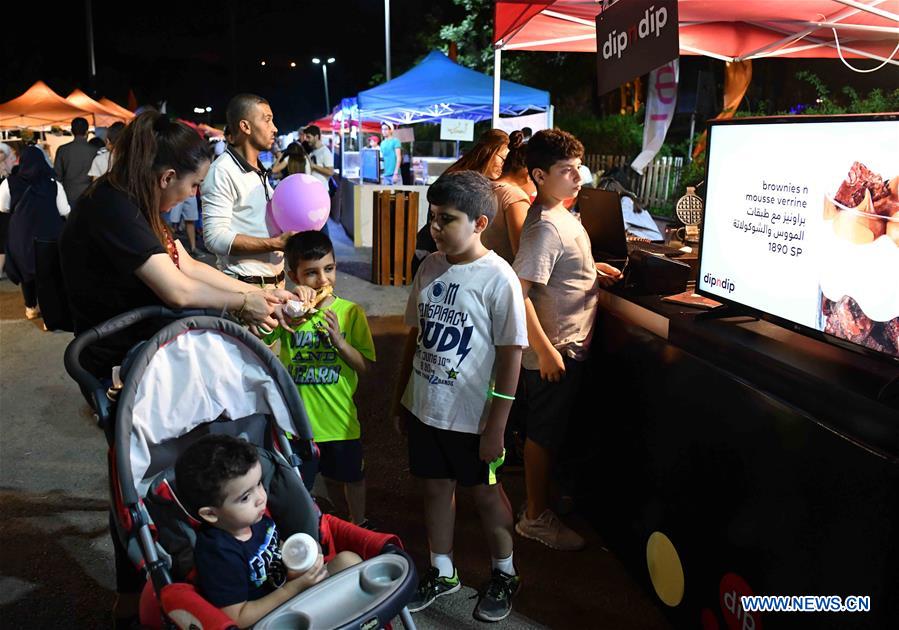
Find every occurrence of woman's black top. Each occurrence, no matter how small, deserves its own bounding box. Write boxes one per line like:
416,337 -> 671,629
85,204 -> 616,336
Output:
59,180 -> 166,377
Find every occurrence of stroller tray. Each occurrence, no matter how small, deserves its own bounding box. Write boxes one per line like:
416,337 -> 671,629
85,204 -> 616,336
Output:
255,553 -> 415,630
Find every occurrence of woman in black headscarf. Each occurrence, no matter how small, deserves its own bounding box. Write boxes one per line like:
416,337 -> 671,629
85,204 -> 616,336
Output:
0,145 -> 70,318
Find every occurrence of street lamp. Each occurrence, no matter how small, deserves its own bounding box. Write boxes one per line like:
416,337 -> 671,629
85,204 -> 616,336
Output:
312,57 -> 335,116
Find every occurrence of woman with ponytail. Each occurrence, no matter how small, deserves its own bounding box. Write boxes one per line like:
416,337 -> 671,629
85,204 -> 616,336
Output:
481,130 -> 535,263
60,111 -> 303,379
60,111 -> 309,627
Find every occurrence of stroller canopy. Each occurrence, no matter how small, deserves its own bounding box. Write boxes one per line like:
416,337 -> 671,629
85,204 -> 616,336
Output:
114,316 -> 312,498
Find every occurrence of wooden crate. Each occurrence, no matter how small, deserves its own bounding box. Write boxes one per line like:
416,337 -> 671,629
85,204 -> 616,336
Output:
371,190 -> 419,286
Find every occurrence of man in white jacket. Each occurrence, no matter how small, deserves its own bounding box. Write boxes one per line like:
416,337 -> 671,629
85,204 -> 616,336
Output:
201,94 -> 292,288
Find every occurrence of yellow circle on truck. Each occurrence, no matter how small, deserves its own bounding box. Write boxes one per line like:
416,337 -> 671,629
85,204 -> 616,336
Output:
646,531 -> 685,607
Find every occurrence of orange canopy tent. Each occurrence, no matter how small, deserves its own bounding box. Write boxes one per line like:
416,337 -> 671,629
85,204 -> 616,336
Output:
0,81 -> 94,130
97,97 -> 136,121
66,89 -> 134,126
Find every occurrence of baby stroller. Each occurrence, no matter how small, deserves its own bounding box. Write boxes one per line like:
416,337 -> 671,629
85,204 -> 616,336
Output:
64,307 -> 418,629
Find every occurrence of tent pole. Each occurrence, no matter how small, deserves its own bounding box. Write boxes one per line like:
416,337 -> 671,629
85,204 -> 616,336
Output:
492,44 -> 502,128
86,0 -> 97,90
384,0 -> 392,81
339,115 -> 345,182
687,112 -> 696,162
356,108 -> 363,183
831,0 -> 899,22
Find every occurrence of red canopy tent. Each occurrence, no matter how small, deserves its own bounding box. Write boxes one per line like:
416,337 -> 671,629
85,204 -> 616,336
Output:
308,114 -> 382,135
174,120 -> 225,139
494,0 -> 899,58
66,89 -> 134,127
198,123 -> 224,138
491,0 -> 899,120
0,81 -> 94,130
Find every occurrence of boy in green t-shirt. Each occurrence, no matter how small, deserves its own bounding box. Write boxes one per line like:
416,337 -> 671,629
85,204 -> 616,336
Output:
264,231 -> 376,527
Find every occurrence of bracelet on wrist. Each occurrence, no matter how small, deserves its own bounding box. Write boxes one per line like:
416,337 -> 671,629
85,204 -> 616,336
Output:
236,292 -> 249,321
489,389 -> 515,401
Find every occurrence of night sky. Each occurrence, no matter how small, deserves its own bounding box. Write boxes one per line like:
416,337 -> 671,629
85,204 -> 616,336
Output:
2,0 -> 462,131
3,1 -> 895,133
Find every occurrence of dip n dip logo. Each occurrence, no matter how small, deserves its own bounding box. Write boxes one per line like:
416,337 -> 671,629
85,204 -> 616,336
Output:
601,4 -> 670,59
595,0 -> 679,96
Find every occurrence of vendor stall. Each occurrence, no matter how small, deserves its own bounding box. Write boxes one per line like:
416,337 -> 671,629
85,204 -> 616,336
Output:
337,51 -> 551,246
584,286 -> 897,630
490,4 -> 899,626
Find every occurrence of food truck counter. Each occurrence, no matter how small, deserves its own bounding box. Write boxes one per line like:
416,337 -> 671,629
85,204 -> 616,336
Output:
578,287 -> 898,629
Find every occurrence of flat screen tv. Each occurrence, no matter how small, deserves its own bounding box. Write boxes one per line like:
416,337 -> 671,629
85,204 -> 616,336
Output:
361,148 -> 381,183
697,114 -> 899,362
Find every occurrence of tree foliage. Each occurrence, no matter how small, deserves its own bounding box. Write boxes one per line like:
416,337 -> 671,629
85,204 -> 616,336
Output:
555,110 -> 645,156
418,0 -> 525,79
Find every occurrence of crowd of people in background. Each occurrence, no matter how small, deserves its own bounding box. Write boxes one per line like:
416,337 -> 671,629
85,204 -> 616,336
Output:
1,96 -> 623,627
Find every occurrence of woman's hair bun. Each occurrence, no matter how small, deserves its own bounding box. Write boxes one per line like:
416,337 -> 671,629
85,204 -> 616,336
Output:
508,130 -> 525,149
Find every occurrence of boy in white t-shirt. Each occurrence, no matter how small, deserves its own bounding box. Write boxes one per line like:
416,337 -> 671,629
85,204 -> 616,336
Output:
392,171 -> 528,622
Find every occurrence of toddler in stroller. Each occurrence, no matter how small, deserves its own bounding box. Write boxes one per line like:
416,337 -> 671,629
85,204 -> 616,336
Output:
174,434 -> 364,627
63,307 -> 417,629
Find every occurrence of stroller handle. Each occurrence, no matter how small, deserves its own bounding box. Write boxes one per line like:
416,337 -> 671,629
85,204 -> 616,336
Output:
64,307 -> 225,421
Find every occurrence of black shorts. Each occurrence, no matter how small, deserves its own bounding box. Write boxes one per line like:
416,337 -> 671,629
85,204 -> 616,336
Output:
304,439 -> 365,483
407,412 -> 504,487
520,356 -> 586,449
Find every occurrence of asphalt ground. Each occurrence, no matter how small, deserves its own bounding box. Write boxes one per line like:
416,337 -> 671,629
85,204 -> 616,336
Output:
0,221 -> 671,628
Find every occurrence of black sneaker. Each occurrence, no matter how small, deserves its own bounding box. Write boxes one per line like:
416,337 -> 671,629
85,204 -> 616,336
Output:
473,569 -> 521,622
407,566 -> 462,613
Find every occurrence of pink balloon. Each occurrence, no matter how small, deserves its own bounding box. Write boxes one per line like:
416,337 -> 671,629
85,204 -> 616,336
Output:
265,199 -> 283,236
270,174 -> 330,232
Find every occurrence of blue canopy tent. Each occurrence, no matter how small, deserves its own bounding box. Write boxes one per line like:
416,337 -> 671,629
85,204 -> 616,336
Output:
340,51 -> 550,126
333,52 -> 550,242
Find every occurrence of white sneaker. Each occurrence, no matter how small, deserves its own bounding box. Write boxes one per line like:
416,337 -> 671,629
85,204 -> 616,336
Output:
516,508 -> 586,551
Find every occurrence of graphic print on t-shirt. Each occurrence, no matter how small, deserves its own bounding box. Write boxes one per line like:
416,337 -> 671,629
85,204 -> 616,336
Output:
249,521 -> 287,589
415,281 -> 473,386
287,326 -> 342,385
265,297 -> 375,442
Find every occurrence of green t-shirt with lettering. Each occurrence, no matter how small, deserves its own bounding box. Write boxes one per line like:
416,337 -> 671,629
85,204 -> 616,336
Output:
264,297 -> 375,442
